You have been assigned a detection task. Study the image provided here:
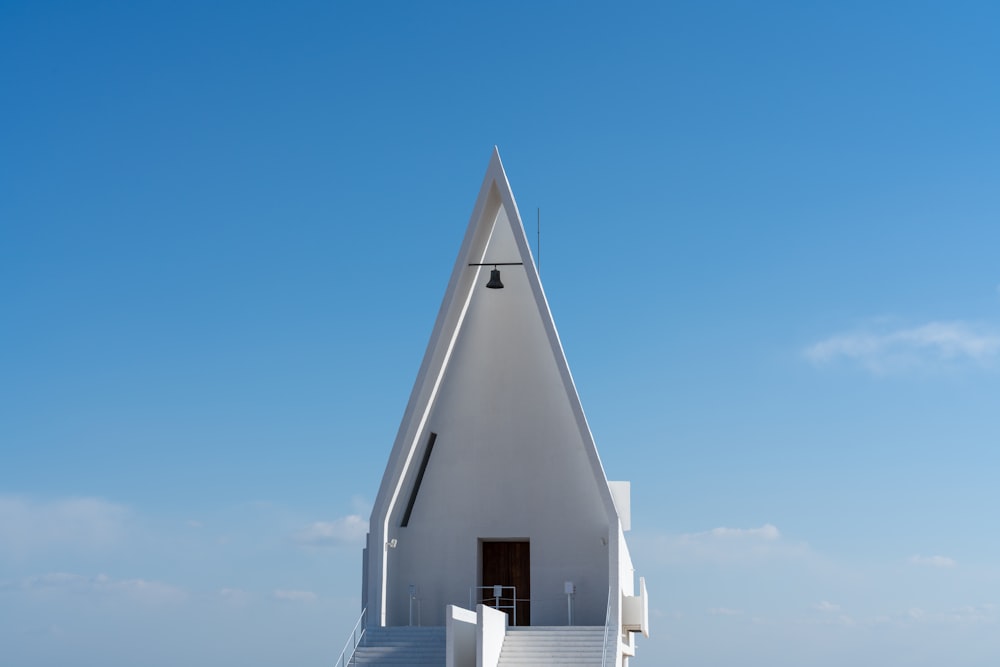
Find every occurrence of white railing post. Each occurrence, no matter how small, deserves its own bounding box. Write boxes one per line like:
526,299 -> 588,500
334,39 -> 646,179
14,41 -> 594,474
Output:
470,585 -> 521,626
601,587 -> 614,667
334,607 -> 367,667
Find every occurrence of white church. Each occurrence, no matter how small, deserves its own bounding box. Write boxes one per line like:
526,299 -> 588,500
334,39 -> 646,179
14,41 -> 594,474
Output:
336,149 -> 649,667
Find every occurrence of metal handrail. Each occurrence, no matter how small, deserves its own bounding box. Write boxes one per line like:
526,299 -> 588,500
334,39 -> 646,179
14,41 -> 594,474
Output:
601,586 -> 614,667
334,607 -> 366,667
470,585 -> 520,626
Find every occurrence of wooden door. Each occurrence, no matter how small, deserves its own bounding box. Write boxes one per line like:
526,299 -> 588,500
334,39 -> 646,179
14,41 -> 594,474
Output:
481,541 -> 530,626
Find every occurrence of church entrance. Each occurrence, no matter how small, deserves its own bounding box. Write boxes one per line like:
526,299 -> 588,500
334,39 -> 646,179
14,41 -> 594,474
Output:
480,540 -> 530,626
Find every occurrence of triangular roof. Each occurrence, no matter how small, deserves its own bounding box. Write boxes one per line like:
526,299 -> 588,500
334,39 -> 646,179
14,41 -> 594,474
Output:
368,148 -> 620,623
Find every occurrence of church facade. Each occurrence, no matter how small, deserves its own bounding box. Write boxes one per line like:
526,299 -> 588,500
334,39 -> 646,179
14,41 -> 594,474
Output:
354,149 -> 648,667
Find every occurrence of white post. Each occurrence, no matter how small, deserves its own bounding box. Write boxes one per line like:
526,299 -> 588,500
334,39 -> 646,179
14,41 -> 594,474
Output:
409,584 -> 416,626
564,582 -> 576,625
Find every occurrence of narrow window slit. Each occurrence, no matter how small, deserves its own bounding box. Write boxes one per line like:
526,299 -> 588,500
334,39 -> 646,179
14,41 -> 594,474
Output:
401,432 -> 437,527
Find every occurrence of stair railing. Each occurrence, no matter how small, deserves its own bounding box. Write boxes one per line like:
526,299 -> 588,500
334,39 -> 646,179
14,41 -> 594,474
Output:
601,586 -> 615,667
470,585 -> 520,626
334,607 -> 366,667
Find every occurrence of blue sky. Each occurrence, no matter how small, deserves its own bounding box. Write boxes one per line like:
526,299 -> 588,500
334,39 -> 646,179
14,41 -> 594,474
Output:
2,1 -> 999,665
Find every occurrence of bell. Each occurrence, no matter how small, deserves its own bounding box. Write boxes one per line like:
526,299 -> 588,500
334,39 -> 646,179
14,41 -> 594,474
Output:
486,268 -> 504,289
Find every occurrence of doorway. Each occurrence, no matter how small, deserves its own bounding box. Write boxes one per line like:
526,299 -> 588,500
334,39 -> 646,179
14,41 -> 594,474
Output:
480,540 -> 530,626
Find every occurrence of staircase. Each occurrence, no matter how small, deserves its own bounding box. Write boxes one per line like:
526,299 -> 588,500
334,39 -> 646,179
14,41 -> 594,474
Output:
349,626 -> 446,667
497,626 -> 605,666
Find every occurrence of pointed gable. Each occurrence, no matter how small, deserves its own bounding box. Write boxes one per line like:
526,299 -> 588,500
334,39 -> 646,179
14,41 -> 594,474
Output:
367,148 -> 621,627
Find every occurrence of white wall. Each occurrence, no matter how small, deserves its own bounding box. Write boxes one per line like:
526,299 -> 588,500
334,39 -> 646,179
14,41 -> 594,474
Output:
379,206 -> 614,626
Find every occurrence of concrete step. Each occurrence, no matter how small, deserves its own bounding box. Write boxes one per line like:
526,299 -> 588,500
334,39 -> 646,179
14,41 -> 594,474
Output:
497,627 -> 605,667
350,626 -> 445,667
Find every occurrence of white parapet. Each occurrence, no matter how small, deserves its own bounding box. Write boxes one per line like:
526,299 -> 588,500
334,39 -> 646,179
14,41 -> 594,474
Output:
477,604 -> 508,667
608,481 -> 631,532
446,605 -> 477,667
622,576 -> 649,638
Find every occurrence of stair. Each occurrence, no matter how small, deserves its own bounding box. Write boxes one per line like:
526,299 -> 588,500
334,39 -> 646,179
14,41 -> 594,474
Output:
349,626 -> 446,667
497,626 -> 605,666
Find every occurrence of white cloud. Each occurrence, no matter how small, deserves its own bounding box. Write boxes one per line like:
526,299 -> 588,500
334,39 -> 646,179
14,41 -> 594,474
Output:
293,515 -> 368,547
804,321 -> 1000,374
708,607 -> 743,615
0,496 -> 129,557
651,523 -> 810,565
273,589 -> 317,602
5,572 -> 185,603
906,604 -> 996,625
707,524 -> 780,540
758,603 -> 997,631
909,554 -> 956,568
349,495 -> 372,515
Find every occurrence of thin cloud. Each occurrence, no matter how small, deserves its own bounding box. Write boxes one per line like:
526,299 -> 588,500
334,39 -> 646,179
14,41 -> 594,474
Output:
773,603 -> 996,630
652,523 -> 810,565
707,524 -> 780,540
5,572 -> 185,603
219,587 -> 247,598
349,496 -> 372,515
293,515 -> 368,547
906,604 -> 996,625
0,496 -> 129,557
804,321 -> 1000,374
708,607 -> 743,616
909,554 -> 956,568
